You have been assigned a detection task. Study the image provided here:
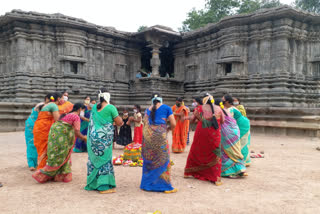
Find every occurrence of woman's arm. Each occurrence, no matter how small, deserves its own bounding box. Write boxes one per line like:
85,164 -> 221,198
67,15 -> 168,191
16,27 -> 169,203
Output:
80,116 -> 90,122
114,116 -> 124,126
75,129 -> 87,142
52,111 -> 60,121
168,115 -> 176,132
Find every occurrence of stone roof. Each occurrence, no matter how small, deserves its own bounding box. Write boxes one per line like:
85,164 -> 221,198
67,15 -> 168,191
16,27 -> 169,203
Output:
0,9 -> 134,40
182,5 -> 320,39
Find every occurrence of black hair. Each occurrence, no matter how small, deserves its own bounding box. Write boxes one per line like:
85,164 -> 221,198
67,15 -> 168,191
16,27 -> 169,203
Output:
203,93 -> 219,130
97,88 -> 108,110
123,108 -> 128,112
71,103 -> 86,113
134,104 -> 141,113
39,93 -> 54,111
49,92 -> 61,102
224,94 -> 234,105
193,97 -> 203,105
90,97 -> 96,102
84,96 -> 90,100
45,93 -> 52,101
215,98 -> 228,116
59,103 -> 85,120
202,94 -> 215,117
176,97 -> 183,102
151,93 -> 161,123
234,97 -> 241,104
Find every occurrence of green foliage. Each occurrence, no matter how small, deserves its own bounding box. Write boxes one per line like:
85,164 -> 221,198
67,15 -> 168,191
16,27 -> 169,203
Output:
137,25 -> 148,32
181,0 -> 282,32
295,0 -> 320,13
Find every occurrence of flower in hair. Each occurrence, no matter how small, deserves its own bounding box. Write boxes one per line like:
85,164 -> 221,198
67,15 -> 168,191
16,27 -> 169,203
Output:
155,95 -> 158,98
50,96 -> 54,101
220,102 -> 224,109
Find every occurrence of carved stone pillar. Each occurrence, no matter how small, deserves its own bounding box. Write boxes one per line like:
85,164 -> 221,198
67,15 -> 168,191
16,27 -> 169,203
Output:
148,44 -> 161,77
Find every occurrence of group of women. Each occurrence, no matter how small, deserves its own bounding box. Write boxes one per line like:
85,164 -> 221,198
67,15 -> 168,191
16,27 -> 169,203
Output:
24,89 -> 250,194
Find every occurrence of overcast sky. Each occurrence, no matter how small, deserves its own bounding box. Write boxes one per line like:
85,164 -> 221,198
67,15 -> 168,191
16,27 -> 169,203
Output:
0,0 -> 294,32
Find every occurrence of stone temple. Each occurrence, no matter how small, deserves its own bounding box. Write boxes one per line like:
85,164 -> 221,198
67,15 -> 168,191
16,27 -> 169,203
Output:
0,6 -> 320,136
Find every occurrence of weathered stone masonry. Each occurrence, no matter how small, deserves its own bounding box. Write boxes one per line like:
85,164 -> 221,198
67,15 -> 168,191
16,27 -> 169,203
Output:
1,6 -> 320,136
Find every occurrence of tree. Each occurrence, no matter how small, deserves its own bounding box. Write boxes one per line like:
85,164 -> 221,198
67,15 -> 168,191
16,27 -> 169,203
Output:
181,0 -> 240,32
181,0 -> 282,32
295,0 -> 320,14
137,25 -> 148,32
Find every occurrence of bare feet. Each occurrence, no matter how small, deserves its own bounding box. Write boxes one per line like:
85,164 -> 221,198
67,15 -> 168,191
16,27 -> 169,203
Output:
0,182 -> 2,187
215,181 -> 223,186
100,188 -> 116,194
164,188 -> 178,194
184,175 -> 192,178
29,167 -> 36,171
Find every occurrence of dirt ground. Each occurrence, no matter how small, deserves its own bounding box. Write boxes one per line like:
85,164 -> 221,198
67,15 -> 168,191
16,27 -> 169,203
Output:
0,131 -> 319,214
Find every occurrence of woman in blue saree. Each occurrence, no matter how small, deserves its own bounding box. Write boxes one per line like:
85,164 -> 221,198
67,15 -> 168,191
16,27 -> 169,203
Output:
85,89 -> 123,194
140,93 -> 177,193
24,94 -> 51,170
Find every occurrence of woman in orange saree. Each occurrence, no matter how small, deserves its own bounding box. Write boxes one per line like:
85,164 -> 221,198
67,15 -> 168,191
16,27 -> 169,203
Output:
33,93 -> 60,170
172,97 -> 189,153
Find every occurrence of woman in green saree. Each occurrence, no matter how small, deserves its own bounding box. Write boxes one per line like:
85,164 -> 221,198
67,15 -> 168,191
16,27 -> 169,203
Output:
85,89 -> 123,194
32,103 -> 87,183
223,95 -> 251,166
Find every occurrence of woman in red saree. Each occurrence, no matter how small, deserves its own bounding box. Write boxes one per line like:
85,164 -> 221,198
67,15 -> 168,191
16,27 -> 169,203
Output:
184,93 -> 225,185
33,93 -> 61,170
172,97 -> 189,153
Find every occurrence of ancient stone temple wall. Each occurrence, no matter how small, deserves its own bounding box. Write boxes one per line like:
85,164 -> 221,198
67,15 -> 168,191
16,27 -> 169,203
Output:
1,7 -> 320,135
0,10 -> 142,105
173,7 -> 320,136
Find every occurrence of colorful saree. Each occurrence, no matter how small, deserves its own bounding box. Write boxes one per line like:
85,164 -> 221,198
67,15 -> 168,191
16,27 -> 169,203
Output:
140,113 -> 174,192
229,107 -> 251,166
24,107 -> 39,168
172,105 -> 189,153
32,121 -> 75,183
236,105 -> 247,117
33,111 -> 55,169
85,105 -> 117,191
58,101 -> 74,115
220,115 -> 246,176
74,109 -> 91,152
184,105 -> 222,182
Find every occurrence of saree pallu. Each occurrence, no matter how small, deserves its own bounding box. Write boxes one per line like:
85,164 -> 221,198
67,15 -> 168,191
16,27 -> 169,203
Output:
85,108 -> 115,191
184,110 -> 222,182
32,121 -> 75,183
133,125 -> 143,144
58,101 -> 74,115
220,116 -> 246,176
172,105 -> 189,153
236,105 -> 247,117
33,111 -> 55,169
24,107 -> 39,168
140,114 -> 174,192
74,109 -> 90,153
230,107 -> 251,166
